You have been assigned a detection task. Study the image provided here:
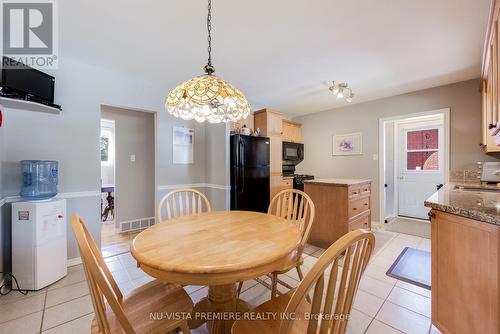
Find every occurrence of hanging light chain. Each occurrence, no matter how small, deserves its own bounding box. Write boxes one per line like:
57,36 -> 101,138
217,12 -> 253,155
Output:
204,0 -> 215,75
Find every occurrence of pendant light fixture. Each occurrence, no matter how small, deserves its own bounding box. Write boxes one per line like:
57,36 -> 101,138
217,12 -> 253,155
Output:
165,0 -> 250,123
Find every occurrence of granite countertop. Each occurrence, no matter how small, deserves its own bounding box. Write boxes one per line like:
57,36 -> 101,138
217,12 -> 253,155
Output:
303,178 -> 371,187
424,183 -> 500,226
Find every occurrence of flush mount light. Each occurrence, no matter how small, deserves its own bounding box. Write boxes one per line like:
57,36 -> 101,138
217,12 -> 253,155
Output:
165,0 -> 250,123
329,81 -> 354,103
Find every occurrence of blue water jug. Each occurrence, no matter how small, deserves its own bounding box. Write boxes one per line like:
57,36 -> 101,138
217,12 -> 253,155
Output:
20,160 -> 59,200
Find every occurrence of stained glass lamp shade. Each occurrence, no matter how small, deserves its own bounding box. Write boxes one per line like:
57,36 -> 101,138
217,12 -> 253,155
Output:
165,74 -> 250,123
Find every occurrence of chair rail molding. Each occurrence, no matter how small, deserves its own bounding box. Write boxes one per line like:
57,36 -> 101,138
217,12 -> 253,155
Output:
158,183 -> 230,191
2,190 -> 101,205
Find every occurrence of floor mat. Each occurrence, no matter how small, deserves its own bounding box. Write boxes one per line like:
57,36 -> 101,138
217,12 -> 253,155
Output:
386,247 -> 431,290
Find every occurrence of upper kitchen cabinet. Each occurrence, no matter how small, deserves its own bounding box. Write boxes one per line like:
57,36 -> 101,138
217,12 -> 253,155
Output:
481,0 -> 500,152
282,119 -> 302,143
254,109 -> 283,136
254,109 -> 283,175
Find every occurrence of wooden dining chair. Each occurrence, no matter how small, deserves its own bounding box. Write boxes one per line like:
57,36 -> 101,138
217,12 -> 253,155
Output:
237,189 -> 315,299
70,214 -> 193,334
232,229 -> 375,334
157,188 -> 212,224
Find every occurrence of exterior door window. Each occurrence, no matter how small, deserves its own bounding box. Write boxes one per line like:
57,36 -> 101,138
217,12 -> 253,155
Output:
405,128 -> 439,171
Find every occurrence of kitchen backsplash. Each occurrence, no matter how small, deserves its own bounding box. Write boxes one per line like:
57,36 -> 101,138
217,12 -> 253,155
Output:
449,165 -> 481,184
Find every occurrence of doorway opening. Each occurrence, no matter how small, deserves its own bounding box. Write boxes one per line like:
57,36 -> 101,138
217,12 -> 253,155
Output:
379,109 -> 450,237
100,105 -> 156,258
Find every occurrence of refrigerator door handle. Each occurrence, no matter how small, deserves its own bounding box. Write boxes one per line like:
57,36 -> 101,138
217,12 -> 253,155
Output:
239,138 -> 244,166
240,168 -> 245,194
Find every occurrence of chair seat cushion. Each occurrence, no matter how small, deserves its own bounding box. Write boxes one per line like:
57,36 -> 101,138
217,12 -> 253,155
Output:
91,279 -> 193,334
232,292 -> 309,334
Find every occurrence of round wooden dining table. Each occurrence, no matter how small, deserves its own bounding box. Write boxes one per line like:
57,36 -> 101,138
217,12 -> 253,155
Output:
131,210 -> 301,334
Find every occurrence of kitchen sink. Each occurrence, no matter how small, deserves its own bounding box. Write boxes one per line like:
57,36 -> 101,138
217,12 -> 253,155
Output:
454,185 -> 500,193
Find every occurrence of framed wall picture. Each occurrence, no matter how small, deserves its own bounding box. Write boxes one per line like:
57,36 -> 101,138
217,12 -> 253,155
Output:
333,132 -> 363,156
173,126 -> 194,164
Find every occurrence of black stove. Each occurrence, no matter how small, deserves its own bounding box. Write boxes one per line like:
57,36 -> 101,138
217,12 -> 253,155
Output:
283,161 -> 314,191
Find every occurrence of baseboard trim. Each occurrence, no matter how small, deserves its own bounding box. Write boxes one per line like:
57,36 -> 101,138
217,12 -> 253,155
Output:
67,257 -> 82,267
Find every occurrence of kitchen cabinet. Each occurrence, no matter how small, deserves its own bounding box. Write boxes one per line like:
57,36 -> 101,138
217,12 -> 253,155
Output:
282,119 -> 302,143
304,179 -> 371,248
271,176 -> 293,199
481,1 -> 500,151
254,109 -> 284,199
429,210 -> 499,334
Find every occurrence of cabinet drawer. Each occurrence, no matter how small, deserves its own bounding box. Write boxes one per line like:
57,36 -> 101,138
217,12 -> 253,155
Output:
349,187 -> 362,198
349,197 -> 370,219
360,184 -> 371,195
282,178 -> 293,188
348,215 -> 370,231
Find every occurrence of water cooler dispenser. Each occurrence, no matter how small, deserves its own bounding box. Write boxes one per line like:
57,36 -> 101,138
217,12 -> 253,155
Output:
12,160 -> 67,290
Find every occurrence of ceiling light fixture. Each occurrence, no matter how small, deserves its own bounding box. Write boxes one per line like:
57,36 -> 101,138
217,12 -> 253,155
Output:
329,81 -> 354,103
165,0 -> 250,123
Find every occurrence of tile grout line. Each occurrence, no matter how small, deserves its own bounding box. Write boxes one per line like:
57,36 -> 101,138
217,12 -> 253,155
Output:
0,291 -> 47,326
38,289 -> 48,334
41,310 -> 94,333
363,278 -> 400,334
44,290 -> 91,311
362,231 -> 430,332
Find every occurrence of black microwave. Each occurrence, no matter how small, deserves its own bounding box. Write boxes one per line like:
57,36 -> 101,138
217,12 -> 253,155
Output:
283,141 -> 304,162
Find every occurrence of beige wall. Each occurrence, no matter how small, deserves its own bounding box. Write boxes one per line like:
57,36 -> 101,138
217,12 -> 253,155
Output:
101,106 -> 155,225
295,79 -> 500,221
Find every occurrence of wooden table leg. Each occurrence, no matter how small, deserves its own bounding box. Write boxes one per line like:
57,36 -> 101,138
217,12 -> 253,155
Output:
207,284 -> 237,334
189,284 -> 252,334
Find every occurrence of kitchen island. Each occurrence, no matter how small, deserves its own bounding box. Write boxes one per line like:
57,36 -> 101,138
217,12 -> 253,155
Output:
425,183 -> 499,334
304,178 -> 372,248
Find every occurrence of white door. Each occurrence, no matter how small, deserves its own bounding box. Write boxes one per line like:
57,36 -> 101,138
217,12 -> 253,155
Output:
397,123 -> 444,220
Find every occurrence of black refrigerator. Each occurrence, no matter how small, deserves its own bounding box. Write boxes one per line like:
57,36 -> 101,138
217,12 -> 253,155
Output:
230,134 -> 270,213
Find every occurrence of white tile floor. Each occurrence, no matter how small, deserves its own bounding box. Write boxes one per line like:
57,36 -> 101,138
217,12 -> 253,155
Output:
0,230 -> 441,334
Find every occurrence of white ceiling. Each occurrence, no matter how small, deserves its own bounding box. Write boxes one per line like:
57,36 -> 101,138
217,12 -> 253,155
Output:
60,0 -> 490,116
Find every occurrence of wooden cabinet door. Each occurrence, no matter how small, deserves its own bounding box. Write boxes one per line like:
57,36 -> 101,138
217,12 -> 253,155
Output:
282,121 -> 302,143
282,123 -> 293,142
482,80 -> 488,147
431,211 -> 499,334
267,113 -> 283,135
269,135 -> 282,175
292,125 -> 302,143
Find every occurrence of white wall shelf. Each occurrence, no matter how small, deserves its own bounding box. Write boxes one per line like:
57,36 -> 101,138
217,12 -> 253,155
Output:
0,96 -> 62,114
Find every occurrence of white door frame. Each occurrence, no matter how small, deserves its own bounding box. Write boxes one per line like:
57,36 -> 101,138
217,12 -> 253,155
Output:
100,104 -> 159,226
378,108 -> 450,225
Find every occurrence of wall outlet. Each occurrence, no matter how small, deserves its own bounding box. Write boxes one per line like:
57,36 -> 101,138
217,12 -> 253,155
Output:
130,154 -> 136,162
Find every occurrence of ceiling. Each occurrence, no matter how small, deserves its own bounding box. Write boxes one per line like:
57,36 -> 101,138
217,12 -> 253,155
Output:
60,0 -> 490,116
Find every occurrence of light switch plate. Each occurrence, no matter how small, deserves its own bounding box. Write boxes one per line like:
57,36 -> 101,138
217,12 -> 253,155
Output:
130,154 -> 136,162
373,154 -> 378,161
